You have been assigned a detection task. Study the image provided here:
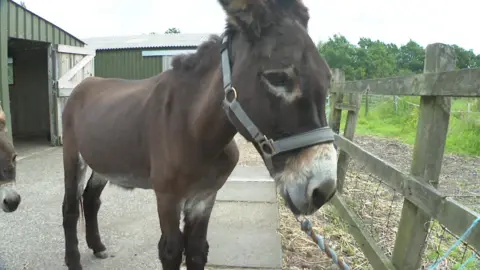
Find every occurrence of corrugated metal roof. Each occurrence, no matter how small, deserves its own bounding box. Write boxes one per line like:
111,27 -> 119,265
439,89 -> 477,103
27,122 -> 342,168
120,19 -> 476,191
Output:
7,0 -> 85,46
83,33 -> 216,51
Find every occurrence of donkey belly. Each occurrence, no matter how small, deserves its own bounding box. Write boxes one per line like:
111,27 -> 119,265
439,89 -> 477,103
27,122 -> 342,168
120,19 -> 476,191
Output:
74,94 -> 153,190
78,153 -> 152,190
96,172 -> 152,190
78,146 -> 152,190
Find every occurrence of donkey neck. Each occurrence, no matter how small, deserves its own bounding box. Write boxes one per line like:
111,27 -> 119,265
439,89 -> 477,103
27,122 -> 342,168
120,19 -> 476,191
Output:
185,38 -> 238,157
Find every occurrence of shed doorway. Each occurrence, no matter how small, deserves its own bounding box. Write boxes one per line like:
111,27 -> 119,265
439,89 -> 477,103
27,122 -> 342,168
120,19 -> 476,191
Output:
8,38 -> 52,149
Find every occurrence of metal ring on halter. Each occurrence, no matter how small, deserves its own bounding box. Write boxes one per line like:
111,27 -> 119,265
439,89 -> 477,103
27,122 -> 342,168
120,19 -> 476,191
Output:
259,135 -> 276,156
224,86 -> 237,104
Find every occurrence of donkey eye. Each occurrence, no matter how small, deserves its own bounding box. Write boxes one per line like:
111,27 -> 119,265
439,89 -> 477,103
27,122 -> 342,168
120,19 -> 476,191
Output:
263,71 -> 292,87
260,66 -> 300,101
262,71 -> 297,95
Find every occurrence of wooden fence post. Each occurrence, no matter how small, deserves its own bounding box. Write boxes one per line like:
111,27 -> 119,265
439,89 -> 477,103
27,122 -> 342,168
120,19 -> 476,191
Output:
328,69 -> 361,193
391,43 -> 455,269
329,69 -> 344,135
336,93 -> 361,193
365,91 -> 369,116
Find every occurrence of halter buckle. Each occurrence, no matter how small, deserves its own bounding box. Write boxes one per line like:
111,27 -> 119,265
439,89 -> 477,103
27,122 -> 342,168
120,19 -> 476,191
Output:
258,135 -> 276,156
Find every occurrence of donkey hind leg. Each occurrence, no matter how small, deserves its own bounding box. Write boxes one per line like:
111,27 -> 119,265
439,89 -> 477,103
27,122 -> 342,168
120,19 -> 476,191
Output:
83,171 -> 109,259
183,144 -> 239,270
156,191 -> 184,270
63,151 -> 88,270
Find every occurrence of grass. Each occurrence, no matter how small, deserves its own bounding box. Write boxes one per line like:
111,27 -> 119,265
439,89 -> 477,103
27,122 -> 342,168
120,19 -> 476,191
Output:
338,96 -> 480,156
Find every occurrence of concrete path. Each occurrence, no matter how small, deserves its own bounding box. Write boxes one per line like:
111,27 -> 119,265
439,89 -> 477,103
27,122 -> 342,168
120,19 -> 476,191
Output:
0,145 -> 282,270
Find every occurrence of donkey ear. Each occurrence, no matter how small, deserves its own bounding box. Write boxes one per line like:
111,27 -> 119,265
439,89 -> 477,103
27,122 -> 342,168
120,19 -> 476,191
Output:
0,106 -> 7,132
275,0 -> 296,9
217,0 -> 271,39
277,0 -> 309,27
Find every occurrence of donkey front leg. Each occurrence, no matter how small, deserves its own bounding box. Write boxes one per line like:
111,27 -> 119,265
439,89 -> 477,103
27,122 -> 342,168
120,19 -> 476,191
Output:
183,141 -> 239,270
183,192 -> 217,270
155,191 -> 184,270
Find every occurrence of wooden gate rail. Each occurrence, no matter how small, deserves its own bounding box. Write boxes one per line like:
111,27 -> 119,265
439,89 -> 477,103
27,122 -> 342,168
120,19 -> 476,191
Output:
327,43 -> 480,270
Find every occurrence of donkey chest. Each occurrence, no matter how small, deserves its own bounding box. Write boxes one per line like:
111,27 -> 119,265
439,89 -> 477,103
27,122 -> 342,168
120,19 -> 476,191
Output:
96,172 -> 152,190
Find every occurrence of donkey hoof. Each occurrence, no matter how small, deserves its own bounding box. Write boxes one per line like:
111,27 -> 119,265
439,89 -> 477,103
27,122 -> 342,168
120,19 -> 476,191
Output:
64,257 -> 82,270
94,250 -> 109,259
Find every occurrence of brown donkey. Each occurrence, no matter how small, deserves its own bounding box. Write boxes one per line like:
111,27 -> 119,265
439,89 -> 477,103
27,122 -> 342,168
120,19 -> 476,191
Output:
61,0 -> 337,269
0,105 -> 20,214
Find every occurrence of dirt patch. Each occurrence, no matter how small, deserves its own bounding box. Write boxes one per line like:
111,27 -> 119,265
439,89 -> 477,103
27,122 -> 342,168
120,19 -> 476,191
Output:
234,133 -> 480,270
351,135 -> 480,213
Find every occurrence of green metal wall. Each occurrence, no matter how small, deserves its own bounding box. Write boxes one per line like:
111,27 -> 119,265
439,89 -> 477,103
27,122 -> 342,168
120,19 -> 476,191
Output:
1,0 -> 13,137
6,0 -> 84,46
94,49 -> 163,79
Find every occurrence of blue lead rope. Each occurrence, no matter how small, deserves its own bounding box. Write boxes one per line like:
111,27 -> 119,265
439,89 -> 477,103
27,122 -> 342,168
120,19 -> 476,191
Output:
428,216 -> 480,270
297,216 -> 351,270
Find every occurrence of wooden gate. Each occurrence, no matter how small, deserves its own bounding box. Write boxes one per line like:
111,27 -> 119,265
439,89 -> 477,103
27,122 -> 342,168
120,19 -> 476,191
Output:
49,44 -> 95,145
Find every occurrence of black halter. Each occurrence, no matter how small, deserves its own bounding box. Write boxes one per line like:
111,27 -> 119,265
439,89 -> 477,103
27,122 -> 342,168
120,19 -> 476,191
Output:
220,34 -> 335,173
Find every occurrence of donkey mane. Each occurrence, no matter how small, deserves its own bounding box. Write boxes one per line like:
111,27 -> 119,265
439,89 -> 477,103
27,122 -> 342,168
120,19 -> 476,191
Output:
171,34 -> 223,75
171,24 -> 239,75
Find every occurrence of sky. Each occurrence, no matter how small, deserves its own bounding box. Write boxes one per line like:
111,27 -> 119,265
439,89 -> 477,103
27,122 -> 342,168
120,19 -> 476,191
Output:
18,0 -> 480,54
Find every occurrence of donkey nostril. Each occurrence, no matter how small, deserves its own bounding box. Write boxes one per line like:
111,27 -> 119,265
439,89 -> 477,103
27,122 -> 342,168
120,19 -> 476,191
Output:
3,196 -> 20,211
311,185 -> 336,208
311,188 -> 326,208
3,198 -> 12,208
3,167 -> 12,175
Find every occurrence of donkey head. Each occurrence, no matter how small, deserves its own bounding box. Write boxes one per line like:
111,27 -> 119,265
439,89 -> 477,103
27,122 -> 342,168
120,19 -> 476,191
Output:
218,0 -> 337,215
0,105 -> 20,212
0,106 -> 16,184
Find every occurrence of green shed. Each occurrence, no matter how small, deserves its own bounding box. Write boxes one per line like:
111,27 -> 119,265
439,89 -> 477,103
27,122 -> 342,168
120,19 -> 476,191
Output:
83,33 -> 211,80
0,0 -> 95,146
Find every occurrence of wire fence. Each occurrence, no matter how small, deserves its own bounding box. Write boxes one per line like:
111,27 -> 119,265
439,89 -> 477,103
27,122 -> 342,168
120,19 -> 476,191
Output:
328,95 -> 479,117
327,95 -> 480,122
321,94 -> 479,269
361,95 -> 479,122
339,159 -> 479,269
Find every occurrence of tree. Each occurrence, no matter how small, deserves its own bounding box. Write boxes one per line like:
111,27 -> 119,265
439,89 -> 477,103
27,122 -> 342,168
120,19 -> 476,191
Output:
356,38 -> 397,79
452,45 -> 479,69
165,28 -> 181,34
318,34 -> 363,80
396,40 -> 425,74
318,35 -> 398,80
316,34 -> 480,81
474,54 -> 480,68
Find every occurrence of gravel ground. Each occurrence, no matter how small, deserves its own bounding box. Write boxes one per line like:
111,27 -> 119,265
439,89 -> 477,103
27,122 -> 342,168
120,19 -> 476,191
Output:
233,133 -> 480,270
